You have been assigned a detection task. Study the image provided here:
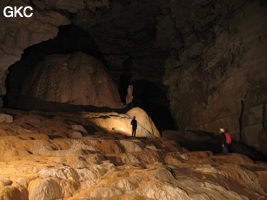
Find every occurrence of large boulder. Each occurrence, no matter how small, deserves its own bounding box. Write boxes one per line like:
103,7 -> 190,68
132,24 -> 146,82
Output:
84,107 -> 161,138
0,186 -> 24,200
127,107 -> 161,138
16,52 -> 124,110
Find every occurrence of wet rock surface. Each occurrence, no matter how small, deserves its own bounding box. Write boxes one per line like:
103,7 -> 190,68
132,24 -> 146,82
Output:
0,108 -> 266,199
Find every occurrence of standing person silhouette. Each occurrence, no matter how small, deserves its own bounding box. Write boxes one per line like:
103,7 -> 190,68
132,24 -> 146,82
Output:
131,116 -> 137,137
219,128 -> 229,155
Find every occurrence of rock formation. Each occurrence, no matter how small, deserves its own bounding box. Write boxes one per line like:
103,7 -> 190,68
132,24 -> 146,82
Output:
125,85 -> 133,105
1,1 -> 267,198
16,52 -> 124,109
81,107 -> 160,138
163,0 -> 267,155
0,0 -> 266,158
0,108 -> 266,199
127,107 -> 161,138
0,0 -> 71,103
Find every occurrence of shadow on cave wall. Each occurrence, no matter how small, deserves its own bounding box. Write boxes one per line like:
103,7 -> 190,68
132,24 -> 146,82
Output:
132,80 -> 177,131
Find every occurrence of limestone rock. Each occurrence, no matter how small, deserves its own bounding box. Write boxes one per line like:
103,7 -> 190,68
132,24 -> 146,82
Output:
69,131 -> 83,139
125,85 -> 134,105
127,107 -> 161,138
86,109 -> 160,138
71,125 -> 87,134
0,186 -> 24,200
0,0 -> 111,100
0,0 -> 71,98
163,0 -> 267,155
0,114 -> 13,123
0,180 -> 12,187
0,0 -> 266,157
0,109 -> 266,199
18,52 -> 124,109
119,140 -> 144,152
28,178 -> 65,200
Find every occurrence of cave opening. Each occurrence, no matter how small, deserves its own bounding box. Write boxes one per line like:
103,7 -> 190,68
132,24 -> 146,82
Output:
132,80 -> 177,130
3,23 -> 177,130
4,24 -> 108,109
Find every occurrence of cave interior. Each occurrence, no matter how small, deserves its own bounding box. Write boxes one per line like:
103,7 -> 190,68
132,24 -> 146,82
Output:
1,1 -> 267,199
1,0 -> 267,158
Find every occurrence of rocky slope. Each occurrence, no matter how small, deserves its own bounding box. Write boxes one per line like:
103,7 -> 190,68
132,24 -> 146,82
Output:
0,108 -> 266,200
1,0 -> 266,164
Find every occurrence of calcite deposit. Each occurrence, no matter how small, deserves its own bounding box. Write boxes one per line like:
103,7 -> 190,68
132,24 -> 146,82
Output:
0,108 -> 266,200
16,52 -> 124,109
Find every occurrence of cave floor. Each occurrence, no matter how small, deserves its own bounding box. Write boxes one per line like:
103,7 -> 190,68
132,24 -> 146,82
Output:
0,108 -> 266,200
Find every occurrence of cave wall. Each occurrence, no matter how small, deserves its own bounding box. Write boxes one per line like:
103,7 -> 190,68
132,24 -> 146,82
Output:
1,0 -> 267,153
0,0 -> 71,103
0,0 -> 112,105
163,0 -> 267,153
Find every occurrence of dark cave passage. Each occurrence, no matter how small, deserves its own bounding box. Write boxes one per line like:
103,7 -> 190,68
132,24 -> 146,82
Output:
133,80 -> 177,130
3,24 -> 177,130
